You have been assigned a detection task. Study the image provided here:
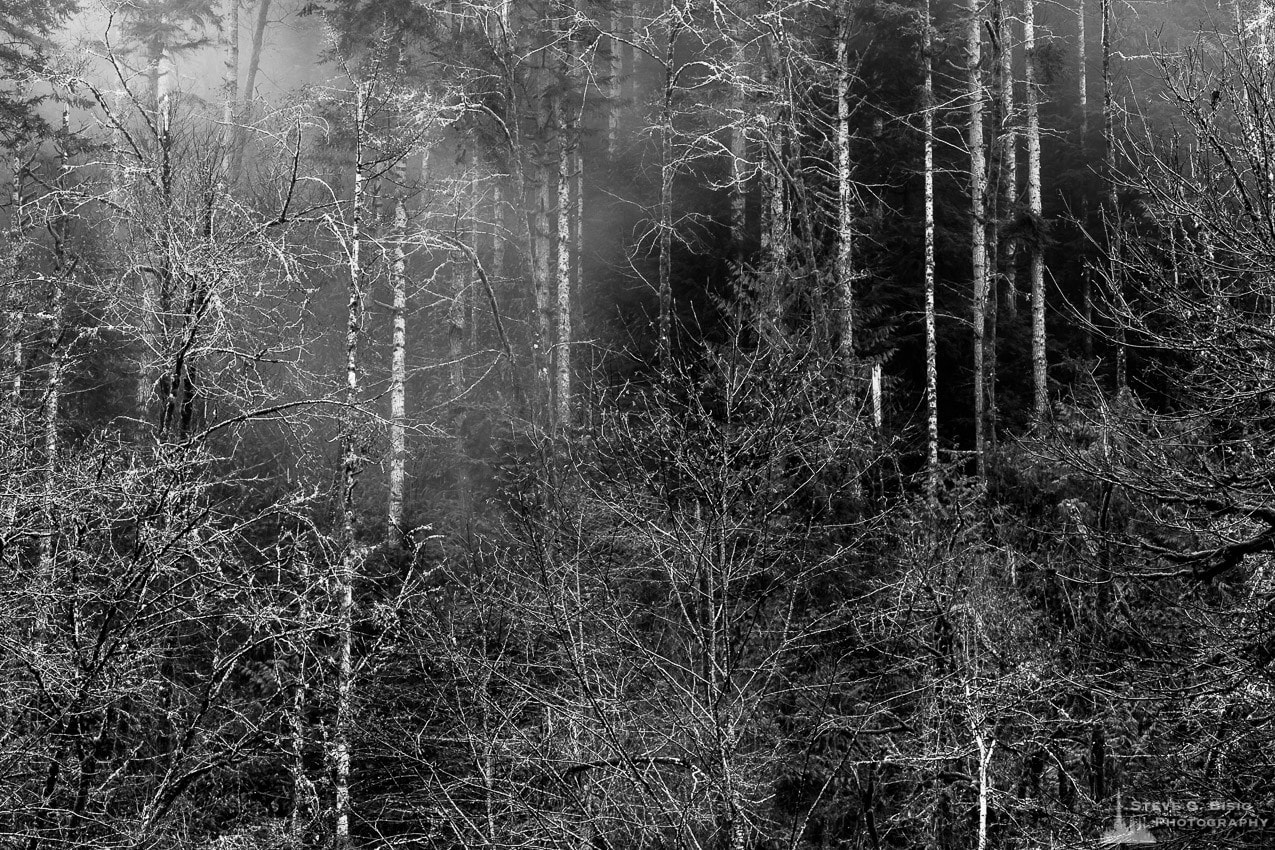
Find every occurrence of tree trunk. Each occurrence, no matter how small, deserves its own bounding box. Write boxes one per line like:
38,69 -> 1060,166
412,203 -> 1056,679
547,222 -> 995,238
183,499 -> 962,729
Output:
730,34 -> 747,264
228,0 -> 271,179
924,0 -> 938,505
976,734 -> 996,850
998,0 -> 1018,323
290,543 -> 312,845
333,81 -> 368,850
221,0 -> 239,183
658,15 -> 678,366
1026,0 -> 1047,424
533,119 -> 554,413
1077,0 -> 1087,147
968,0 -> 989,478
607,7 -> 622,157
387,158 -> 408,548
38,113 -> 72,641
556,102 -> 573,429
1102,0 -> 1125,390
837,0 -> 854,361
4,153 -> 23,432
451,156 -> 472,516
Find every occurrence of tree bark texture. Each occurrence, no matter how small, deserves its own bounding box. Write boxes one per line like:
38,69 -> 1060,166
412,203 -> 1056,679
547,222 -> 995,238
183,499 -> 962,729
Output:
968,0 -> 989,478
1026,0 -> 1047,424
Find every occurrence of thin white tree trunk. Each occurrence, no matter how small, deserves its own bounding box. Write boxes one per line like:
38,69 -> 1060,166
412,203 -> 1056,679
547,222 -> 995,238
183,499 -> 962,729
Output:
556,104 -> 573,428
924,0 -> 938,504
387,159 -> 408,548
1026,0 -> 1047,424
836,0 -> 854,360
5,153 -> 23,428
533,137 -> 553,411
1077,0 -> 1087,145
968,0 -> 989,478
333,82 -> 368,850
976,733 -> 997,850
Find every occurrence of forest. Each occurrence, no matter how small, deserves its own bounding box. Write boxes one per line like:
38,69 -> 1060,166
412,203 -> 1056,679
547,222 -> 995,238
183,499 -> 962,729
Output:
2,0 -> 1275,847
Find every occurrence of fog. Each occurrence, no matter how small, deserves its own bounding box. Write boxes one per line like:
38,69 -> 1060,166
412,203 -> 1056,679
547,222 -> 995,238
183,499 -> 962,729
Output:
58,0 -> 333,116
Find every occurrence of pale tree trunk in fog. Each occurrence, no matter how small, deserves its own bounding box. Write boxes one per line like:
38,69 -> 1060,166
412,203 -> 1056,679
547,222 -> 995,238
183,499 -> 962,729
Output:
608,7 -> 622,156
555,101 -> 573,428
573,145 -> 582,395
136,47 -> 175,432
1025,0 -> 1047,424
491,182 -> 505,283
244,0 -> 270,101
228,0 -> 271,178
333,81 -> 369,850
1102,0 -> 1125,390
924,0 -> 939,504
967,0 -> 989,479
451,157 -> 473,517
533,103 -> 554,412
221,0 -> 239,182
658,15 -> 677,366
387,155 -> 408,548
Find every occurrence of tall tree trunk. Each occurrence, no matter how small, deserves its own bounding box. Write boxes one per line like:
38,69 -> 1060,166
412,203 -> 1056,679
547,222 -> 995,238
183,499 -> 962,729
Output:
658,13 -> 678,366
968,0 -> 989,478
333,81 -> 368,850
451,156 -> 473,517
987,0 -> 1012,452
730,34 -> 747,263
997,0 -> 1018,323
137,46 -> 175,435
1077,0 -> 1087,146
924,0 -> 939,505
556,102 -> 573,428
608,7 -> 622,157
289,542 -> 312,845
243,0 -> 270,103
221,0 -> 239,183
1078,0 -> 1094,359
836,0 -> 854,361
4,153 -> 23,431
38,112 -> 72,640
1102,0 -> 1125,390
228,0 -> 271,179
387,156 -> 408,549
533,109 -> 554,414
1026,0 -> 1047,424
